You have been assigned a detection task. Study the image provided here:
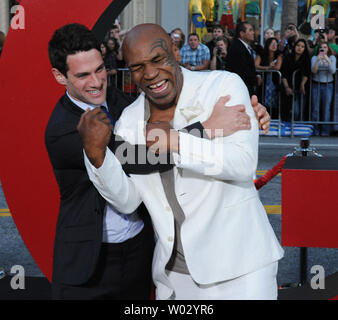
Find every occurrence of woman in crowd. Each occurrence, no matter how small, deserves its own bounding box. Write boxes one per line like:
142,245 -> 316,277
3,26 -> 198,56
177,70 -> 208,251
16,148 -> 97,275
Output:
255,37 -> 283,118
280,39 -> 311,121
311,41 -> 336,136
100,41 -> 117,87
264,28 -> 275,44
170,28 -> 186,50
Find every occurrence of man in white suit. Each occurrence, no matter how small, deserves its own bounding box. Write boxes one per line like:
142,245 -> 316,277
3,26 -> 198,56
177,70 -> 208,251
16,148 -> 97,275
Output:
78,24 -> 284,300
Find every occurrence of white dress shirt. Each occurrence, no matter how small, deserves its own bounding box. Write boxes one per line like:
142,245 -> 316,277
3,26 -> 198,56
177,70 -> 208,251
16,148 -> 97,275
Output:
66,92 -> 143,243
83,68 -> 284,299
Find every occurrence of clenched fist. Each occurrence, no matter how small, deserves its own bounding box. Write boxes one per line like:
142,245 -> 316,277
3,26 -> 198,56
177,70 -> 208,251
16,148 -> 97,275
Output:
77,108 -> 113,168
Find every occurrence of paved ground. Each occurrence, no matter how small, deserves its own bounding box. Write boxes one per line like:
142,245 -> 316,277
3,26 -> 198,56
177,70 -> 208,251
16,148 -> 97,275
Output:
0,135 -> 337,290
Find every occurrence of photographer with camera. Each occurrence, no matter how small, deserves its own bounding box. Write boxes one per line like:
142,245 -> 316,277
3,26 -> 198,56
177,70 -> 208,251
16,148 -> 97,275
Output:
278,23 -> 299,53
309,27 -> 338,56
310,28 -> 328,54
210,36 -> 228,70
311,41 -> 336,136
327,25 -> 338,55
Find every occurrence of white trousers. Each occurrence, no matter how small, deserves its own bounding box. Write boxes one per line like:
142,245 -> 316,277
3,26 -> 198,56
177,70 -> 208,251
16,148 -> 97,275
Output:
159,262 -> 278,300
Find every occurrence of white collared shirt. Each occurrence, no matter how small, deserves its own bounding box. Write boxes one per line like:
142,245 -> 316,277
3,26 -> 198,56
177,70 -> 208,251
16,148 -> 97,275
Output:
67,92 -> 143,243
239,38 -> 256,59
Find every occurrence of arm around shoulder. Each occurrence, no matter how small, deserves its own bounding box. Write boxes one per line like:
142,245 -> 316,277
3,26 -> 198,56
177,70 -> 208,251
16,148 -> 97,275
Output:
173,74 -> 258,182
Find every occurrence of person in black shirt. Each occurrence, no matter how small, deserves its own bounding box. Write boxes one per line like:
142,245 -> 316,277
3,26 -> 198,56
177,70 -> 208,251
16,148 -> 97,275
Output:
280,39 -> 311,121
210,36 -> 228,70
206,24 -> 225,60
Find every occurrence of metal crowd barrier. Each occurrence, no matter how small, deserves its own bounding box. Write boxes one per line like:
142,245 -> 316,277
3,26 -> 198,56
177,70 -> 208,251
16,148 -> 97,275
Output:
290,68 -> 338,137
110,67 -> 337,138
108,68 -> 138,97
256,70 -> 283,137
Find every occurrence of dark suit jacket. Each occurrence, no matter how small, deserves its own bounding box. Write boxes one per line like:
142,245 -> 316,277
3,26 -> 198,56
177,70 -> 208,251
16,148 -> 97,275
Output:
226,38 -> 257,96
45,89 -> 205,286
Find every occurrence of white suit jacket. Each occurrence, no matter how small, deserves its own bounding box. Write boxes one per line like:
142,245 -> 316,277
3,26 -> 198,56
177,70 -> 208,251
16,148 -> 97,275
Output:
85,67 -> 284,299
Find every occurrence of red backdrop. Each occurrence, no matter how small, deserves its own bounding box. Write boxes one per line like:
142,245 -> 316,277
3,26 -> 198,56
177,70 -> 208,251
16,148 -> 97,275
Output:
282,168 -> 338,248
0,0 -> 115,281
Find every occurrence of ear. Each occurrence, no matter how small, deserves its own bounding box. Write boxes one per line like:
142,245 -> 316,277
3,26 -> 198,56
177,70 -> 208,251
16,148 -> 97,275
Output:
51,68 -> 67,86
172,42 -> 182,63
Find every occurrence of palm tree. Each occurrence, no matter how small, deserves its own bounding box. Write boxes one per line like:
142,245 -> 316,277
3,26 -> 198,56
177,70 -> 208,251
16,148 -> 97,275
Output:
281,0 -> 298,31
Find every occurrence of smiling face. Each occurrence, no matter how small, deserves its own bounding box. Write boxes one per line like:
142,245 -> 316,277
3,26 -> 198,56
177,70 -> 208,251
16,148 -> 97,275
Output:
269,39 -> 278,52
52,49 -> 107,106
123,24 -> 183,110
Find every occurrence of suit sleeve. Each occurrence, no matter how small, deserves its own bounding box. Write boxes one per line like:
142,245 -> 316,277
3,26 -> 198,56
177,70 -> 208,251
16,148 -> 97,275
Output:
173,73 -> 258,182
84,148 -> 142,214
45,124 -> 86,170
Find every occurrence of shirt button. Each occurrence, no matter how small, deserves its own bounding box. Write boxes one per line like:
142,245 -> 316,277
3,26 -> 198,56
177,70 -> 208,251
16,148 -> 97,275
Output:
168,236 -> 174,242
165,206 -> 171,212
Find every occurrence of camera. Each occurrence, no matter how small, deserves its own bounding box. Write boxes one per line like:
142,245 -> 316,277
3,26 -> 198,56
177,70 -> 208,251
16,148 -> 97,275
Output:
217,47 -> 222,55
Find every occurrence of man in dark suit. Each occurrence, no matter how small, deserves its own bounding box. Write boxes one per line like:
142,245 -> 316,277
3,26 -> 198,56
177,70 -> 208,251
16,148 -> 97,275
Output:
45,23 -> 270,300
226,21 -> 261,96
45,24 -> 157,300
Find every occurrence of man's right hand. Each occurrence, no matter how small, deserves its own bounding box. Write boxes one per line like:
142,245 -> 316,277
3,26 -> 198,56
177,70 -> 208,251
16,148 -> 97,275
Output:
202,96 -> 251,139
77,108 -> 112,168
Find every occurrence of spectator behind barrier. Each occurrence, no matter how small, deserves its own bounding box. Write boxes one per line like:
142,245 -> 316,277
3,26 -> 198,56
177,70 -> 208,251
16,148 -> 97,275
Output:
170,28 -> 186,50
264,28 -> 275,45
100,42 -> 117,86
206,24 -> 225,59
255,37 -> 283,117
210,36 -> 228,71
280,39 -> 311,121
278,23 -> 299,53
311,41 -> 336,136
180,33 -> 210,71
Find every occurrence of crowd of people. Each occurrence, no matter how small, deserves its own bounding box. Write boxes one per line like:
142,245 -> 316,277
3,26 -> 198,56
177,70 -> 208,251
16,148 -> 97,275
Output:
101,21 -> 338,136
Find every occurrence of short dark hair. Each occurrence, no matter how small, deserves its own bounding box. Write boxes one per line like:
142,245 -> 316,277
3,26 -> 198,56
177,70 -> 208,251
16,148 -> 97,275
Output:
212,24 -> 225,33
215,36 -> 228,46
235,21 -> 250,38
48,23 -> 100,76
286,23 -> 298,31
188,33 -> 199,41
328,24 -> 336,33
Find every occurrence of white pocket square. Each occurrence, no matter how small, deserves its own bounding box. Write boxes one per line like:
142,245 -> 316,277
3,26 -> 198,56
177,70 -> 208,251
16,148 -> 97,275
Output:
179,102 -> 204,122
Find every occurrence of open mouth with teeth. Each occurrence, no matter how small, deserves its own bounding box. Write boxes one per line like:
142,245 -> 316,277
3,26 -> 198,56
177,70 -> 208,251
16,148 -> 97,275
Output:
87,88 -> 103,97
147,79 -> 169,96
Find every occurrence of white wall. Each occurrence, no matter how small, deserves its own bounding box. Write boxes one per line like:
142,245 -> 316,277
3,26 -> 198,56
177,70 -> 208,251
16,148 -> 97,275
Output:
120,0 -> 159,31
120,0 -> 190,40
160,0 -> 190,36
0,0 -> 9,34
